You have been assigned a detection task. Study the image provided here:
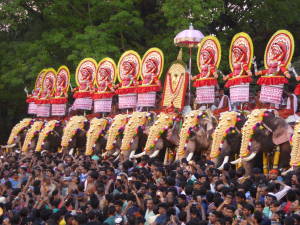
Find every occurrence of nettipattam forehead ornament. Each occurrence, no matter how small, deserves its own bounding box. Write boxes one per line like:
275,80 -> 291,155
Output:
56,65 -> 70,94
75,58 -> 97,87
34,69 -> 47,92
197,35 -> 221,72
229,32 -> 253,71
96,57 -> 117,86
141,47 -> 164,80
41,68 -> 56,96
117,50 -> 141,82
264,30 -> 294,69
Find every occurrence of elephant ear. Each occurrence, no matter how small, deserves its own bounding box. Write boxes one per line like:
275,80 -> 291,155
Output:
272,118 -> 293,145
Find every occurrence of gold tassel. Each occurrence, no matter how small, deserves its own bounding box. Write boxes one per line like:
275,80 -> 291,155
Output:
58,147 -> 62,153
263,152 -> 268,175
273,146 -> 280,169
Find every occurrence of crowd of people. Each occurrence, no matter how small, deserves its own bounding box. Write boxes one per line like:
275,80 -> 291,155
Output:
0,151 -> 299,225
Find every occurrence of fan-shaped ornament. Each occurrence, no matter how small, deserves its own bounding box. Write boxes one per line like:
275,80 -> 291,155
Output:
36,68 -> 56,117
72,58 -> 97,110
257,30 -> 294,105
26,69 -> 47,115
116,50 -> 141,109
51,66 -> 70,116
93,57 -> 117,113
137,47 -> 164,108
193,35 -> 221,104
225,32 -> 253,104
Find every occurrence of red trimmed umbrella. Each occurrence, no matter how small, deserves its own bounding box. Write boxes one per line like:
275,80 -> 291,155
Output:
174,23 -> 204,107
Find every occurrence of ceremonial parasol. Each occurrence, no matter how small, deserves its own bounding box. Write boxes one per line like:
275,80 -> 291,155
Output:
174,20 -> 204,108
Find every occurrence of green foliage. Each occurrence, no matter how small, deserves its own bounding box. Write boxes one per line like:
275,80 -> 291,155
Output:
0,0 -> 300,142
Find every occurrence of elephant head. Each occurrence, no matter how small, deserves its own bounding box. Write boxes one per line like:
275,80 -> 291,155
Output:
85,117 -> 109,156
21,120 -> 45,153
61,116 -> 89,155
176,110 -> 217,162
36,120 -> 64,153
2,118 -> 33,151
210,111 -> 247,169
141,112 -> 178,160
232,109 -> 292,175
119,112 -> 154,161
104,114 -> 129,158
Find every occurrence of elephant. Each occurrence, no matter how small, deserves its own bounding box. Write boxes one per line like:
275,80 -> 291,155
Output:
231,109 -> 292,176
119,111 -> 155,162
1,118 -> 33,152
21,120 -> 45,153
176,110 -> 218,162
35,120 -> 64,153
85,117 -> 110,156
61,116 -> 89,155
103,114 -> 129,159
210,111 -> 248,170
133,112 -> 180,162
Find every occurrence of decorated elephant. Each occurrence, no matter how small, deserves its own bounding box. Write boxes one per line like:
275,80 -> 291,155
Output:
35,120 -> 64,153
133,112 -> 180,162
119,111 -> 155,161
210,111 -> 248,170
176,110 -> 217,162
21,120 -> 45,152
85,117 -> 110,156
103,114 -> 129,159
61,116 -> 89,155
231,109 -> 292,175
1,118 -> 33,152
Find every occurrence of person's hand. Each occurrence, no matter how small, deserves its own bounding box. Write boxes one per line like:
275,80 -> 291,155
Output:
285,72 -> 291,79
296,76 -> 300,81
223,75 -> 229,81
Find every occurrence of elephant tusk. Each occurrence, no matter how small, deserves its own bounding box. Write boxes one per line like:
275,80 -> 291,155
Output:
132,151 -> 146,158
281,167 -> 293,176
186,152 -> 194,162
150,150 -> 160,158
242,152 -> 257,162
218,156 -> 229,170
231,158 -> 242,165
1,143 -> 16,148
129,150 -> 136,160
101,151 -> 108,157
113,150 -> 120,157
114,153 -> 120,162
69,148 -> 74,156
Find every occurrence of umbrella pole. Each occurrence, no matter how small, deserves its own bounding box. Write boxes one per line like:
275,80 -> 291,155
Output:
189,47 -> 192,106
